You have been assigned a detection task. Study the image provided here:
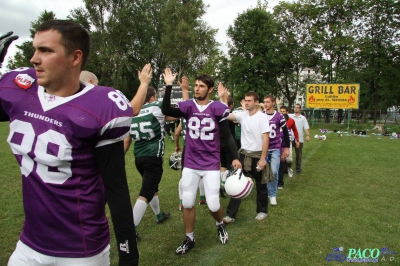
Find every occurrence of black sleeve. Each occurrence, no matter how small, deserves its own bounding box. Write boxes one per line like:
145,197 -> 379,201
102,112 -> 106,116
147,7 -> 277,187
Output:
0,105 -> 9,121
219,119 -> 239,161
161,85 -> 183,117
95,141 -> 139,266
282,125 -> 290,148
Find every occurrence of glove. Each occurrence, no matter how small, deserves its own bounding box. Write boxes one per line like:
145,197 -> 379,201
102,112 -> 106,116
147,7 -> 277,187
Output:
0,31 -> 19,65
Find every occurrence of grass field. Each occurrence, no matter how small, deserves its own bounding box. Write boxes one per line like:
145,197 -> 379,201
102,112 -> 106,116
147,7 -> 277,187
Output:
0,122 -> 399,265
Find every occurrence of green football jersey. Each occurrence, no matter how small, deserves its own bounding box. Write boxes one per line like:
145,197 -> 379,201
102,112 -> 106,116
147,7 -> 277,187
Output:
233,107 -> 243,140
130,101 -> 165,157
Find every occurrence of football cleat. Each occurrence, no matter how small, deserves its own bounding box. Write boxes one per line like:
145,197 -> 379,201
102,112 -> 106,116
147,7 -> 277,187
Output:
175,236 -> 195,255
217,224 -> 228,244
156,212 -> 170,224
169,152 -> 182,170
224,168 -> 254,199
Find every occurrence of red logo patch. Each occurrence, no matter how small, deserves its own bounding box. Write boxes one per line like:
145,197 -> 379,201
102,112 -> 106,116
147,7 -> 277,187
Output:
14,74 -> 35,90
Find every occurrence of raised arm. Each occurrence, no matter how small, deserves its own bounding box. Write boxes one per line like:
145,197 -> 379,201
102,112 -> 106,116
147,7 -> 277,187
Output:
0,31 -> 18,66
178,75 -> 190,100
161,68 -> 183,117
130,63 -> 153,116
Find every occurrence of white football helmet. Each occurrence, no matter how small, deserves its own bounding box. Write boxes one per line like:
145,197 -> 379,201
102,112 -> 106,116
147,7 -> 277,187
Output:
225,169 -> 254,199
169,152 -> 182,170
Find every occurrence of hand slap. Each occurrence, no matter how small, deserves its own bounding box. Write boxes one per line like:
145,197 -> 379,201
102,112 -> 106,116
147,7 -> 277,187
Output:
162,68 -> 177,85
138,63 -> 153,85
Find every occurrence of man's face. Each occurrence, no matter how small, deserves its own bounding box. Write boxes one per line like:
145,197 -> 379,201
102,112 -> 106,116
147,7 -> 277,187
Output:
294,105 -> 301,113
280,108 -> 287,115
263,97 -> 275,111
194,80 -> 211,101
30,30 -> 75,90
244,96 -> 258,111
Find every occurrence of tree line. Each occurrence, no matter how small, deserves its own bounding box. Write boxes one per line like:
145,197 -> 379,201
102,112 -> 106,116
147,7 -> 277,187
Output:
5,0 -> 400,123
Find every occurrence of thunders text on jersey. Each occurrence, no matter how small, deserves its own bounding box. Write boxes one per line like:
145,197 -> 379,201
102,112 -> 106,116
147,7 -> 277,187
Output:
24,111 -> 63,127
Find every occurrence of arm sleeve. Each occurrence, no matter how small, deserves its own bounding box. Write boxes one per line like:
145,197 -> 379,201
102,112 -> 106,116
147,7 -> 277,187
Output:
290,120 -> 300,142
0,105 -> 9,121
161,85 -> 183,117
281,125 -> 290,148
219,120 -> 239,161
95,141 -> 139,266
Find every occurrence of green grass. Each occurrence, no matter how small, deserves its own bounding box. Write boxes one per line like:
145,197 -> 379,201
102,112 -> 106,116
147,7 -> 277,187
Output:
0,122 -> 399,265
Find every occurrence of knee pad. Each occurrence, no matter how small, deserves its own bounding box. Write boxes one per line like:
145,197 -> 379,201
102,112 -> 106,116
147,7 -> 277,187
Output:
182,191 -> 195,208
206,194 -> 220,212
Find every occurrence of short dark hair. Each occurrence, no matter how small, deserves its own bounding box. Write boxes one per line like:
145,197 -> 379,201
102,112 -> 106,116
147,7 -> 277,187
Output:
280,106 -> 288,112
264,94 -> 276,102
145,86 -> 156,102
36,20 -> 91,70
245,91 -> 259,102
227,96 -> 234,107
195,74 -> 214,89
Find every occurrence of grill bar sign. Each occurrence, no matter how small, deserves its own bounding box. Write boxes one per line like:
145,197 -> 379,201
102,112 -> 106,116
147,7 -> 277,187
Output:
306,84 -> 359,109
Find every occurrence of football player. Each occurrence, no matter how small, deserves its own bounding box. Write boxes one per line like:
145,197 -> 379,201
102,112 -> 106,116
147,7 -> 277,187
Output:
263,95 -> 290,205
161,68 -> 241,255
1,20 -> 152,266
124,85 -> 178,240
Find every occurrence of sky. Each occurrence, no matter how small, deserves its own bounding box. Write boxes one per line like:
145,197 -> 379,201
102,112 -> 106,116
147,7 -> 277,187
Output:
0,0 -> 284,69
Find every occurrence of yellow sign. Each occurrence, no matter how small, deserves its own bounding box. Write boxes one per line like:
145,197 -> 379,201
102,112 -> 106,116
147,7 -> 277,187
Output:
306,84 -> 360,109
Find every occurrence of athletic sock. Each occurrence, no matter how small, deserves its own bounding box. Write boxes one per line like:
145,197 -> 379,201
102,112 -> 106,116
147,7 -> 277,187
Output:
132,199 -> 148,227
186,232 -> 194,241
149,195 -> 161,216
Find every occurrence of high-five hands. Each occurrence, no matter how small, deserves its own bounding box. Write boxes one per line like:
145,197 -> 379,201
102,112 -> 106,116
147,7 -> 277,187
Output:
138,63 -> 153,85
162,68 -> 177,85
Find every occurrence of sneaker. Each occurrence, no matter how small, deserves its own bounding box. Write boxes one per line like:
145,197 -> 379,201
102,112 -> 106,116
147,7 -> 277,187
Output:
270,197 -> 277,205
278,186 -> 283,190
175,236 -> 195,255
255,212 -> 268,221
222,216 -> 235,224
156,212 -> 170,224
296,171 -> 302,175
178,204 -> 183,211
217,224 -> 228,244
136,231 -> 141,242
199,199 -> 207,205
288,168 -> 293,178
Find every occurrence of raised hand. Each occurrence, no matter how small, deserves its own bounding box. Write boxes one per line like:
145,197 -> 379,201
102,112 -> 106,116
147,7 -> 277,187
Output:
138,63 -> 153,85
178,76 -> 189,91
162,68 -> 177,85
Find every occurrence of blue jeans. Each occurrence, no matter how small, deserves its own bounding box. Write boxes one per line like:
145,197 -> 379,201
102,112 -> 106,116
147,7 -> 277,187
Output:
267,149 -> 281,197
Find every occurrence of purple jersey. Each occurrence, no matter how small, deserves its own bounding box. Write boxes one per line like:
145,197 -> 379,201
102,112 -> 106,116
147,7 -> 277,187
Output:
0,68 -> 133,257
265,111 -> 286,150
178,99 -> 229,170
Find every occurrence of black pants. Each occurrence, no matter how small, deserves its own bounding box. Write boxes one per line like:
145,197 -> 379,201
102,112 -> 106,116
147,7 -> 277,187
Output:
225,154 -> 269,218
293,142 -> 303,173
135,156 -> 163,202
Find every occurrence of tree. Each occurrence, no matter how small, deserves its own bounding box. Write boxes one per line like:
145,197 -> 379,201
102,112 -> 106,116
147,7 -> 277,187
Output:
226,3 -> 280,102
301,0 -> 358,123
350,0 -> 400,123
273,1 -> 321,110
160,0 -> 219,79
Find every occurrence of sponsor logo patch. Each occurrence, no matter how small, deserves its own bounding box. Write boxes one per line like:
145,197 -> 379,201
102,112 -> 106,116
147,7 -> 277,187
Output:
14,74 -> 35,90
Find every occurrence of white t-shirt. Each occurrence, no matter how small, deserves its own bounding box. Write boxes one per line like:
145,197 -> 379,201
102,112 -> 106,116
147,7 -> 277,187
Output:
288,114 -> 310,143
234,110 -> 270,152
